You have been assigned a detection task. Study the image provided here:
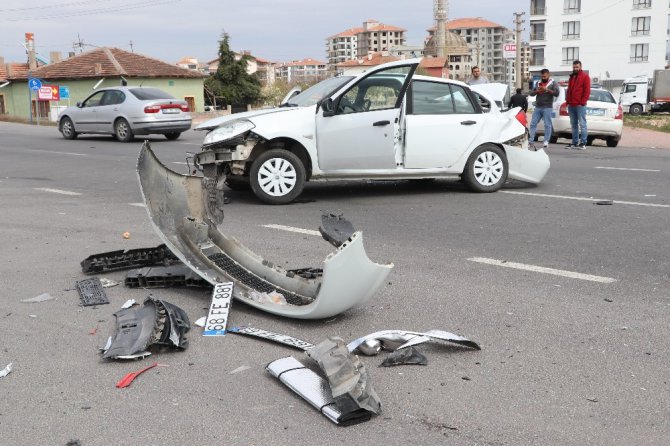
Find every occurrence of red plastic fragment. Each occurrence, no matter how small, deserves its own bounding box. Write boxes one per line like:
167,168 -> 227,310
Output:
89,327 -> 98,335
115,362 -> 160,388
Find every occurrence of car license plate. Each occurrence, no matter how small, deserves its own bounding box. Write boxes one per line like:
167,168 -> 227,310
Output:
162,108 -> 179,114
203,282 -> 233,336
586,108 -> 605,116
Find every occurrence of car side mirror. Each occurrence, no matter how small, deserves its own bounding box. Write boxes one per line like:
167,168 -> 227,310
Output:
76,102 -> 82,107
321,98 -> 335,117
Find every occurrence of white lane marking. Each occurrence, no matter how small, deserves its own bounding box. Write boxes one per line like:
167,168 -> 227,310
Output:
128,203 -> 146,207
27,149 -> 87,156
262,224 -> 321,237
173,162 -> 188,165
34,187 -> 81,196
467,257 -> 617,284
594,166 -> 660,172
501,191 -> 670,208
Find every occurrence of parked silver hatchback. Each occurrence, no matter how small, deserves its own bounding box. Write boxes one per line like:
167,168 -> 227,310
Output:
57,86 -> 192,142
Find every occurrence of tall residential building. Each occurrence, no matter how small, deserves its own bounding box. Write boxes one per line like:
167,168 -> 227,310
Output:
275,58 -> 328,84
326,20 -> 406,65
529,0 -> 670,86
429,18 -> 514,82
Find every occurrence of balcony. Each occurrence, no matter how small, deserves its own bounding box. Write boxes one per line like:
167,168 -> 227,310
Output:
531,7 -> 546,15
531,32 -> 546,41
631,30 -> 650,36
530,58 -> 545,66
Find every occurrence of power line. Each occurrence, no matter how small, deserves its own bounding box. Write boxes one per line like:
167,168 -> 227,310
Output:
0,0 -> 181,21
0,0 -> 111,13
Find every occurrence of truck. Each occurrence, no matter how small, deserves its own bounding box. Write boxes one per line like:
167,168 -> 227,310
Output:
619,69 -> 670,115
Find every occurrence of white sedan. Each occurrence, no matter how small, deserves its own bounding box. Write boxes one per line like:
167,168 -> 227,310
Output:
194,59 -> 550,204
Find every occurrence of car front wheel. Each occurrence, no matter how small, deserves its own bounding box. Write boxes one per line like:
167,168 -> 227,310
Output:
462,144 -> 508,193
60,117 -> 78,140
115,118 -> 134,142
249,149 -> 305,204
164,132 -> 181,140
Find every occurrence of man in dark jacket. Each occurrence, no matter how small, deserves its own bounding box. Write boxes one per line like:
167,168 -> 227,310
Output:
508,88 -> 528,112
528,69 -> 560,149
566,60 -> 591,150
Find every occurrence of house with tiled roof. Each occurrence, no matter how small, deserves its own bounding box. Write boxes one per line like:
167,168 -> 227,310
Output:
275,58 -> 328,84
204,51 -> 276,85
336,52 -> 449,78
0,47 -> 206,120
326,19 -> 406,66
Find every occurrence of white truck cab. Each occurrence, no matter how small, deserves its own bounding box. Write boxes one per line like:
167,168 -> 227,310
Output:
620,75 -> 651,115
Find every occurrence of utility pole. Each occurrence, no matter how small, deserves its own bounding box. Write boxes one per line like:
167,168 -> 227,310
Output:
513,12 -> 525,90
129,40 -> 134,52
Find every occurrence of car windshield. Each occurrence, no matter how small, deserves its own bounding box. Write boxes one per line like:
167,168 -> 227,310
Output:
285,76 -> 354,107
589,90 -> 615,104
129,88 -> 175,100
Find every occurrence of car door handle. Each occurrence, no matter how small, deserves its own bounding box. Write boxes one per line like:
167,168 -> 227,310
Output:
373,120 -> 390,127
460,120 -> 477,125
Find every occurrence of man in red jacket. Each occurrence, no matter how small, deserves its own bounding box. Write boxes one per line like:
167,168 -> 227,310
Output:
566,60 -> 591,150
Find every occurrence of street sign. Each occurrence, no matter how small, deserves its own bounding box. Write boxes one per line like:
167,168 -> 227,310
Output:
59,86 -> 70,99
37,84 -> 60,101
28,78 -> 42,91
504,43 -> 517,60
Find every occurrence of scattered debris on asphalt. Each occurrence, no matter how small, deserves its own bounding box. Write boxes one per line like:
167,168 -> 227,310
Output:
0,363 -> 12,378
194,316 -> 206,327
594,200 -> 614,205
125,265 -> 210,289
116,362 -> 163,388
21,293 -> 55,303
102,297 -> 190,360
228,326 -> 315,351
319,212 -> 356,248
99,278 -> 119,288
76,278 -> 110,306
307,337 -> 382,416
267,356 -> 374,426
229,365 -> 251,375
80,244 -> 179,274
347,329 -> 481,354
380,347 -> 427,367
122,231 -> 131,239
120,299 -> 136,309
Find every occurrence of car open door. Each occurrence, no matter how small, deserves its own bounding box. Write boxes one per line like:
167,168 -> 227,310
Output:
315,62 -> 418,171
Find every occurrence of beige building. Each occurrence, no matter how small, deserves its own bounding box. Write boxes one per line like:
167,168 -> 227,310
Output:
275,58 -> 328,84
203,51 -> 276,85
424,30 -> 473,82
326,19 -> 406,65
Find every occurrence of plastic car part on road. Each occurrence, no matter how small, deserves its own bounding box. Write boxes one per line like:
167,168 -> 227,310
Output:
347,329 -> 481,355
136,142 -> 393,319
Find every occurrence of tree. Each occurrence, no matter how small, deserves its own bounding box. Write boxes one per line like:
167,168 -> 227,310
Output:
205,32 -> 262,106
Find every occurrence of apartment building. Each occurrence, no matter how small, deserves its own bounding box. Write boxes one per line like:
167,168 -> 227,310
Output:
529,0 -> 670,86
430,18 -> 514,82
326,20 -> 406,65
275,58 -> 328,84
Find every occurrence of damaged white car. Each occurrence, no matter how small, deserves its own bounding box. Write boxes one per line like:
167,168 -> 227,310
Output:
194,58 -> 550,204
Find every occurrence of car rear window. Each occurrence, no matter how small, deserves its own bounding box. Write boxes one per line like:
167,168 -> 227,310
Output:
589,90 -> 615,104
129,88 -> 175,100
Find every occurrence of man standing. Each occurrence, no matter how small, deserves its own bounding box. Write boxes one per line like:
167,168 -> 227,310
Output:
528,69 -> 560,149
566,60 -> 591,150
467,66 -> 489,85
508,88 -> 528,113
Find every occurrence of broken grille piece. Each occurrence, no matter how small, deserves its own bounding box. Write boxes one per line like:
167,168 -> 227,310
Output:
319,213 -> 356,248
76,277 -> 110,306
125,265 -> 211,289
81,244 -> 179,274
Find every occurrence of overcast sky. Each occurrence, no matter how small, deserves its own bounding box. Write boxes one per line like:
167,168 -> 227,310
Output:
0,0 -> 529,64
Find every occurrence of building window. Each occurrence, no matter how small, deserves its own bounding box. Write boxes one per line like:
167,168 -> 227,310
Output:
562,47 -> 579,64
531,0 -> 546,15
630,43 -> 649,61
563,21 -> 580,39
632,0 -> 652,8
564,0 -> 581,13
631,16 -> 651,35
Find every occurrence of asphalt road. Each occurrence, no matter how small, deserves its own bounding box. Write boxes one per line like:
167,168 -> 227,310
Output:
0,122 -> 668,445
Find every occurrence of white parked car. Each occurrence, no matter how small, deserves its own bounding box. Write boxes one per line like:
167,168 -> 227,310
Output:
534,87 -> 623,147
194,59 -> 550,204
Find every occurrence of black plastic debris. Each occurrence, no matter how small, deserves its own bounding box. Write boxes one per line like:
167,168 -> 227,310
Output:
102,297 -> 190,360
307,337 -> 382,416
286,267 -> 323,279
80,244 -> 179,274
267,356 -> 373,426
76,278 -> 110,306
228,326 -> 315,351
125,265 -> 211,289
319,213 -> 356,248
594,200 -> 614,206
380,347 -> 428,367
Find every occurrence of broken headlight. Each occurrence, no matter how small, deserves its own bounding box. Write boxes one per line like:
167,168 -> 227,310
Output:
202,119 -> 255,148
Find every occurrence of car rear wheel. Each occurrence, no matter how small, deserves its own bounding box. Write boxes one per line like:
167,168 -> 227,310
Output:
586,136 -> 595,146
115,118 -> 134,142
606,137 -> 619,148
250,149 -> 305,204
462,144 -> 508,193
60,117 -> 78,140
629,104 -> 643,115
164,132 -> 181,140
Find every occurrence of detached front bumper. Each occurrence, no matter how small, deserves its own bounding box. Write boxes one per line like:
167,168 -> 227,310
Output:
505,145 -> 550,184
